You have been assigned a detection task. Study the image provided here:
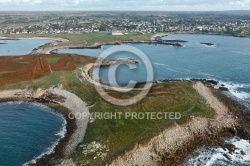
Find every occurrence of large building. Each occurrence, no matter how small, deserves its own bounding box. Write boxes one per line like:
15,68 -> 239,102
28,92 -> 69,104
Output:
111,31 -> 124,35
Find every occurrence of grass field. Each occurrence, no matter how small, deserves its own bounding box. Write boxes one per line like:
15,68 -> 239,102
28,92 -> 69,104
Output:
0,54 -> 214,166
71,81 -> 213,166
47,57 -> 61,64
244,27 -> 250,34
1,32 -> 154,49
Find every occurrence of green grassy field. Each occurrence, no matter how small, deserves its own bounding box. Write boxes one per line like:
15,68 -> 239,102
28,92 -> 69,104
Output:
244,27 -> 250,34
1,32 -> 154,49
47,57 -> 61,64
1,54 -> 214,166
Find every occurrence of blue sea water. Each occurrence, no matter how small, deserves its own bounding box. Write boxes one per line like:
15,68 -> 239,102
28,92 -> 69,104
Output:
58,34 -> 250,106
58,34 -> 250,165
0,39 -> 54,56
0,102 -> 66,166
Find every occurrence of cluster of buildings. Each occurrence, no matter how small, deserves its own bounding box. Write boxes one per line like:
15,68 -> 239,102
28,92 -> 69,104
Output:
0,15 -> 249,36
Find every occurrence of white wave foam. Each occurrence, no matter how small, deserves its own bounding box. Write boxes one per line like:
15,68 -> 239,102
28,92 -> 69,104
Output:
0,101 -> 25,106
22,104 -> 67,166
228,138 -> 250,162
215,81 -> 250,100
232,51 -> 250,55
184,137 -> 250,166
23,119 -> 67,166
205,45 -> 217,48
153,62 -> 191,73
55,118 -> 67,137
200,43 -> 217,48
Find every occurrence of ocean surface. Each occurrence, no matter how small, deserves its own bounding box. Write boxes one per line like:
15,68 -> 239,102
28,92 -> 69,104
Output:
58,34 -> 250,165
0,39 -> 54,56
0,102 -> 66,166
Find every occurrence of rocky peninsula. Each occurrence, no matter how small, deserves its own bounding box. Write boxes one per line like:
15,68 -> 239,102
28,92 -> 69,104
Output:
109,81 -> 250,166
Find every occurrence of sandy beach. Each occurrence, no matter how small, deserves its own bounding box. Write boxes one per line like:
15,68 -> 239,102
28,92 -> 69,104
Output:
0,87 -> 89,165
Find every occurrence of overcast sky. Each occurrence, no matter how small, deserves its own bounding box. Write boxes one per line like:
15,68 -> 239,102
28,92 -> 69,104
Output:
0,0 -> 249,11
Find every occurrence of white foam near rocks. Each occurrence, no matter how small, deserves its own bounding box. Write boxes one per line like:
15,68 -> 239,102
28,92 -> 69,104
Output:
215,81 -> 250,100
184,137 -> 250,166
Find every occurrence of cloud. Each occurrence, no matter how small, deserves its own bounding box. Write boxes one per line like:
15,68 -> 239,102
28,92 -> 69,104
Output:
0,0 -> 249,11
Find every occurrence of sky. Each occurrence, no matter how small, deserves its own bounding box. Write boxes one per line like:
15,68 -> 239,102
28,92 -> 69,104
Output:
0,0 -> 249,11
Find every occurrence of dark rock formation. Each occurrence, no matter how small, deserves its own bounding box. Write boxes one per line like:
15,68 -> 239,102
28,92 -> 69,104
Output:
219,86 -> 229,91
206,79 -> 219,85
201,42 -> 216,46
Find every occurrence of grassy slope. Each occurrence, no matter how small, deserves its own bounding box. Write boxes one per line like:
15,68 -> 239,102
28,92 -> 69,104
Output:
1,54 -> 214,166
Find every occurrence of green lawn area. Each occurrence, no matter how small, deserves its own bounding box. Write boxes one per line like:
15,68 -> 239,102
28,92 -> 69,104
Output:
70,81 -> 213,166
244,27 -> 250,34
1,32 -> 154,49
47,57 -> 61,64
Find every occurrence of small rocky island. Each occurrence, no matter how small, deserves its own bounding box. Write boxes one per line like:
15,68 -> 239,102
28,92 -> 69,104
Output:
100,58 -> 139,67
155,37 -> 187,47
201,42 -> 217,46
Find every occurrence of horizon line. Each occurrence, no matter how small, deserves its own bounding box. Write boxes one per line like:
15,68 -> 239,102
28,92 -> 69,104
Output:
0,10 -> 249,12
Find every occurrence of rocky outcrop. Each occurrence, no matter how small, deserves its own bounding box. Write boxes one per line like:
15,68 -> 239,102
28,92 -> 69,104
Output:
109,82 -> 237,166
201,42 -> 216,46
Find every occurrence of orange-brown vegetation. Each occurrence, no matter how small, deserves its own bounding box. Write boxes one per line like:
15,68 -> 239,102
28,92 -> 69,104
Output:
0,54 -> 94,87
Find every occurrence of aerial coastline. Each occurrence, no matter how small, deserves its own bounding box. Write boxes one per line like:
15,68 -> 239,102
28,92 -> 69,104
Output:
78,56 -> 250,165
1,8 -> 250,166
1,31 -> 250,56
1,32 -> 250,165
0,75 -> 249,165
33,32 -> 250,54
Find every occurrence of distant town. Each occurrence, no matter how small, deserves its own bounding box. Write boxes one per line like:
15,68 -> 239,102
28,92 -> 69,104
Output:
0,11 -> 250,36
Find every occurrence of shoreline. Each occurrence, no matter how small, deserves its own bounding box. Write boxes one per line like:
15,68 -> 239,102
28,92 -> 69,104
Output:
151,31 -> 250,40
1,32 -> 248,55
76,58 -> 250,165
0,36 -> 69,42
0,36 -> 69,55
109,81 -> 250,166
1,31 -> 249,55
41,32 -> 250,55
0,88 -> 89,166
